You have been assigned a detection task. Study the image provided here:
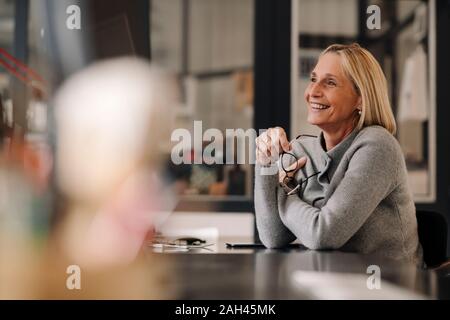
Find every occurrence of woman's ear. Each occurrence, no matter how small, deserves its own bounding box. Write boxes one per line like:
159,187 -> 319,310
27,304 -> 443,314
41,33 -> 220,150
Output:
356,96 -> 362,110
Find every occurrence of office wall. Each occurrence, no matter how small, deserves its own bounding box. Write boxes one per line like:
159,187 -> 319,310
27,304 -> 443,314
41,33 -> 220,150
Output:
188,0 -> 253,73
298,0 -> 358,36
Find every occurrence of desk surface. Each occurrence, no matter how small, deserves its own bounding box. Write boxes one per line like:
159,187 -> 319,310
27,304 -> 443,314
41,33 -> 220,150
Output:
146,237 -> 450,300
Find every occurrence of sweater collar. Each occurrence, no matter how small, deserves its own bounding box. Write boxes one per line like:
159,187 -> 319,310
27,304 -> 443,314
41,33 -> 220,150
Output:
316,128 -> 359,173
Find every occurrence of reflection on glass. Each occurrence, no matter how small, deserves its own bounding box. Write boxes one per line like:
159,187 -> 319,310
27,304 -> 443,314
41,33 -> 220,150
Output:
151,0 -> 254,199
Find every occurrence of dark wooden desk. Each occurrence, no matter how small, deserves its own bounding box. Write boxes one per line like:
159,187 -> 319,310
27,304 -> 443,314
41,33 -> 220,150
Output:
147,237 -> 449,300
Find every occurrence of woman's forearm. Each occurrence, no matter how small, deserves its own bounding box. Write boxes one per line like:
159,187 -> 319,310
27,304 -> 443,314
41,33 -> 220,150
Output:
254,164 -> 296,248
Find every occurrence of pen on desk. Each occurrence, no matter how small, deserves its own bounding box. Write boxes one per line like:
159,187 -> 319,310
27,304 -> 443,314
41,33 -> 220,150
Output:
225,243 -> 265,248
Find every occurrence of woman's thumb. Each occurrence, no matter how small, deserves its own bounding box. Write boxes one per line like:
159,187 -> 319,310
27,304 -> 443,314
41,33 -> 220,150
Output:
286,156 -> 307,172
297,156 -> 307,168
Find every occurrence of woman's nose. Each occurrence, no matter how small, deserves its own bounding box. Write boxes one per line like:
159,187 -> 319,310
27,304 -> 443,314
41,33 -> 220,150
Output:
309,82 -> 323,97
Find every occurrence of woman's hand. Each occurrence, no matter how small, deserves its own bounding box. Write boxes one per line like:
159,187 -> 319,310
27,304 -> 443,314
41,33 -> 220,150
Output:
279,157 -> 307,184
255,127 -> 291,166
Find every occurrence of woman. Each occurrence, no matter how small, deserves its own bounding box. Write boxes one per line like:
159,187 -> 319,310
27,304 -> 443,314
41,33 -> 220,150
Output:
255,43 -> 422,264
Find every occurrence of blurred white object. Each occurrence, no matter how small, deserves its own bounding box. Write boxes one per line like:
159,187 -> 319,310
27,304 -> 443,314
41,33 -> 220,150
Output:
159,212 -> 254,238
53,57 -> 178,268
54,57 -> 176,204
27,100 -> 48,132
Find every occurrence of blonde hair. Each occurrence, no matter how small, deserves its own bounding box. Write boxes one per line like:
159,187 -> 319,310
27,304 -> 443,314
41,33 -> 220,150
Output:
321,43 -> 396,134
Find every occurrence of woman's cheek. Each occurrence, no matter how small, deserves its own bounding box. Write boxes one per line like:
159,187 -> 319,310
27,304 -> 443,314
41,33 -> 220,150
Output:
304,85 -> 311,101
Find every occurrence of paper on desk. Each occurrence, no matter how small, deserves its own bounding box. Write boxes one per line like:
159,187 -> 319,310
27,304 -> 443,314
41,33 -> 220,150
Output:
291,270 -> 427,300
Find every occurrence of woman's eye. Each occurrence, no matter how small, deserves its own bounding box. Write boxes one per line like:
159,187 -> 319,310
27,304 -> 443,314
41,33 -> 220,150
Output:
327,80 -> 336,86
310,77 -> 316,82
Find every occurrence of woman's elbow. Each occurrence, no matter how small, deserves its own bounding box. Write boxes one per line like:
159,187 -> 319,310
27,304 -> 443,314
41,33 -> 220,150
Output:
302,235 -> 344,251
258,233 -> 293,249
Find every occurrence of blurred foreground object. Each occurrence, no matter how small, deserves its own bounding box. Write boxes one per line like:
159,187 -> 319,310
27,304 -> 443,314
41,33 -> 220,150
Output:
53,57 -> 177,270
1,56 -> 179,299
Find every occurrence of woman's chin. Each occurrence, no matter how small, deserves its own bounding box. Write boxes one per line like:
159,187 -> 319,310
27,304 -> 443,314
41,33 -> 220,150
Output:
307,115 -> 325,126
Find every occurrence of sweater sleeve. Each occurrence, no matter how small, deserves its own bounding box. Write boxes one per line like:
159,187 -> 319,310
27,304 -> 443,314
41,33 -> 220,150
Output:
277,138 -> 401,250
254,164 -> 296,248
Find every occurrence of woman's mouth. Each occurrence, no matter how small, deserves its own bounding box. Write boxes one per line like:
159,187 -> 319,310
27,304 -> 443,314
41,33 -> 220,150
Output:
310,102 -> 330,110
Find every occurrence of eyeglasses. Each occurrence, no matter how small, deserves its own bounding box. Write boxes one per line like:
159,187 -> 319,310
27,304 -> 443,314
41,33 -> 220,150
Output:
279,152 -> 320,196
174,237 -> 206,246
150,237 -> 213,251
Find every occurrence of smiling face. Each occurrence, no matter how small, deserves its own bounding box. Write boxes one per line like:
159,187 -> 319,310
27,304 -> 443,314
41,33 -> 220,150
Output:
304,52 -> 361,133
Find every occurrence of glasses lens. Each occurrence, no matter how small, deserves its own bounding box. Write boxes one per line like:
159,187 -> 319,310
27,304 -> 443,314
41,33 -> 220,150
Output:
281,153 -> 298,172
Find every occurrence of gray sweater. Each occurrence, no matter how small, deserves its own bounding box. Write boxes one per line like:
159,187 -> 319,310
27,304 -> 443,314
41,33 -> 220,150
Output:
255,125 -> 422,264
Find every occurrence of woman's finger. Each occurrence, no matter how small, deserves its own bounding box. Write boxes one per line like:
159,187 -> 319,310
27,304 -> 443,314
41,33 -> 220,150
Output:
278,169 -> 286,184
256,135 -> 273,165
276,128 -> 291,153
256,149 -> 271,166
256,138 -> 271,159
268,128 -> 284,158
256,127 -> 291,165
285,156 -> 307,173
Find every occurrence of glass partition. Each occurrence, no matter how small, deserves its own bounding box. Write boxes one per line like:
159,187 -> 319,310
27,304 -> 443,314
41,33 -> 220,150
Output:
151,0 -> 254,209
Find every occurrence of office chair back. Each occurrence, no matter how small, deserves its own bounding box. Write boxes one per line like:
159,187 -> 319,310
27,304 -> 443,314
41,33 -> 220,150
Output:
416,210 -> 448,268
